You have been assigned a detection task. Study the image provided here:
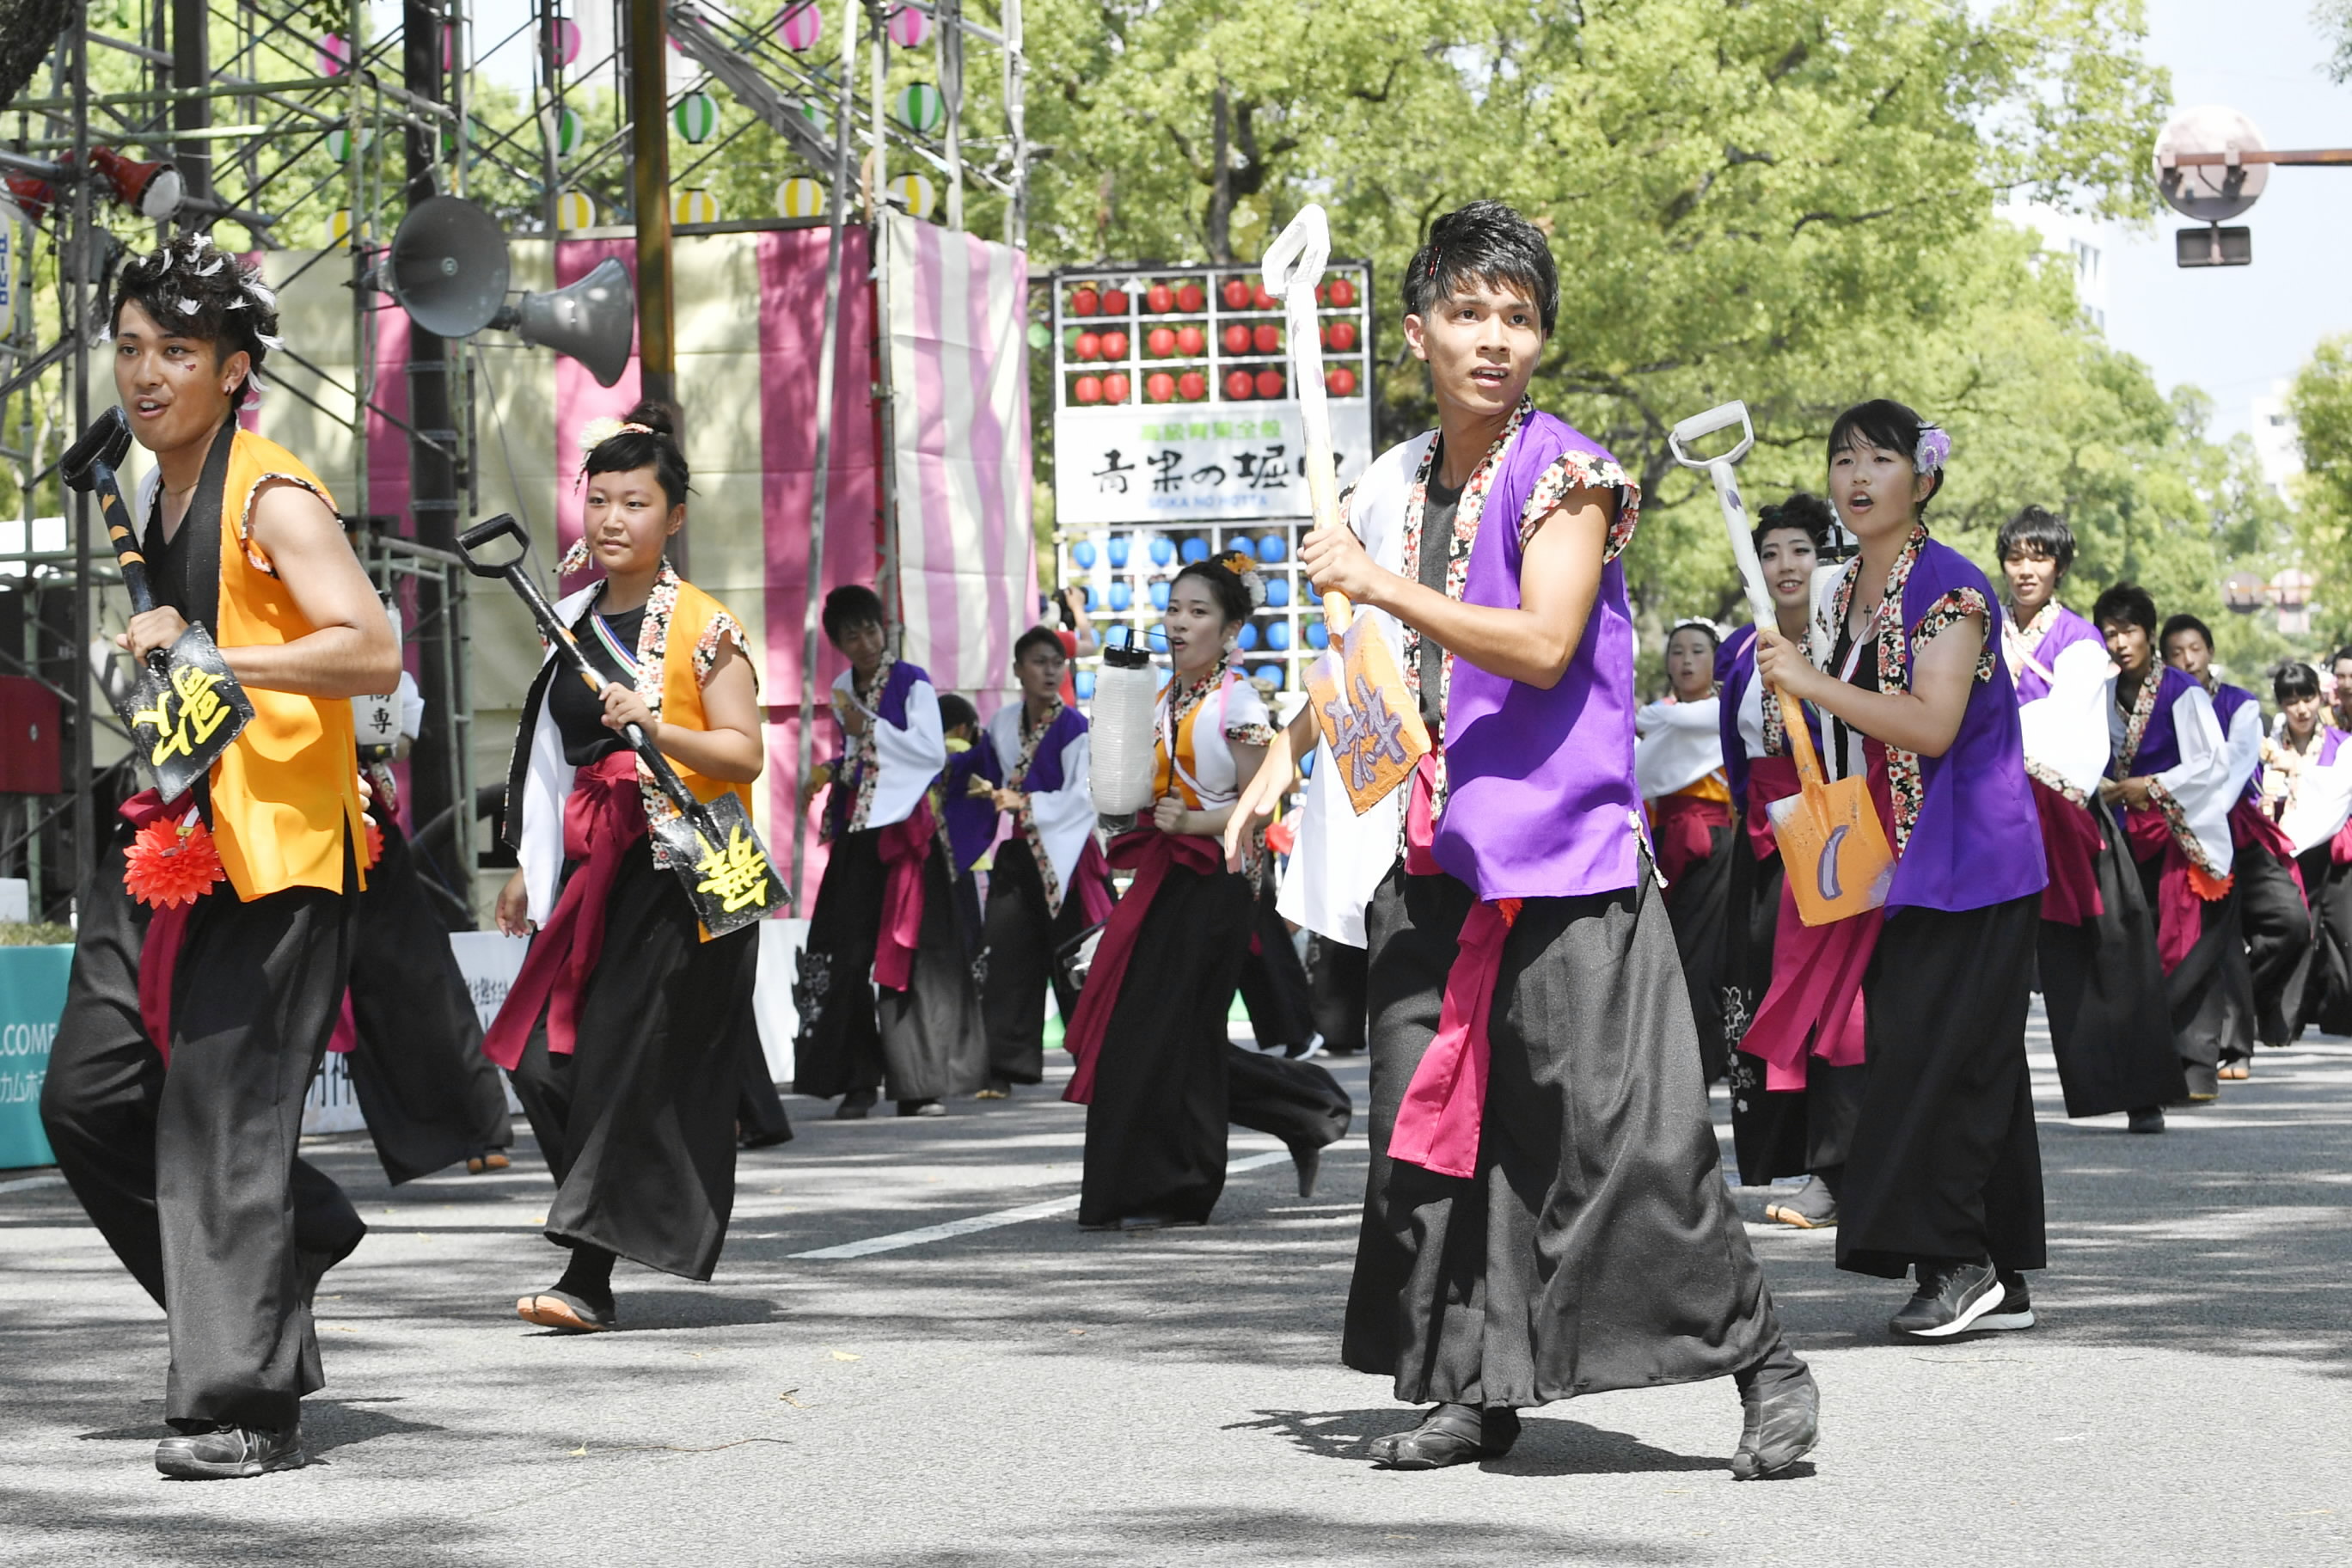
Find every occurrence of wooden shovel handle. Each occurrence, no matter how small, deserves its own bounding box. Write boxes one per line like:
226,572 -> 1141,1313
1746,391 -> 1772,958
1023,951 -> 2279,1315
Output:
1775,685 -> 1829,800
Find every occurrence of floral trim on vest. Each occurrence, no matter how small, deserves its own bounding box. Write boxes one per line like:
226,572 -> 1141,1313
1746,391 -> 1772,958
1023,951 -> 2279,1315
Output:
2110,668 -> 2160,778
1828,521 -> 1930,851
2147,777 -> 2228,879
843,650 -> 899,837
2001,597 -> 2061,690
234,472 -> 335,574
2024,756 -> 2086,807
1011,699 -> 1066,914
1913,587 -> 1997,683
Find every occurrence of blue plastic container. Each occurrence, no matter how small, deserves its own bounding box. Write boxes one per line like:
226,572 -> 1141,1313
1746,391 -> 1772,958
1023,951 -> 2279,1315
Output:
1109,582 -> 1132,612
1254,664 -> 1284,689
1306,620 -> 1330,650
1265,579 -> 1290,608
1074,670 -> 1096,701
1149,536 -> 1175,566
1258,534 -> 1286,563
1237,622 -> 1259,651
1108,536 -> 1130,568
1179,537 -> 1210,564
1266,622 -> 1291,651
1072,540 -> 1097,569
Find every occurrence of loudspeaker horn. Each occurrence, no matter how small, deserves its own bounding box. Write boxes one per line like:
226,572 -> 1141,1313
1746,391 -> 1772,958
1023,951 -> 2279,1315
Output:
491,258 -> 635,389
388,194 -> 511,339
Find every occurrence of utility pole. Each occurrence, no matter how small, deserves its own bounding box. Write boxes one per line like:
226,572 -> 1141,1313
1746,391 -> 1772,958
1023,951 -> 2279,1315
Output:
624,0 -> 680,569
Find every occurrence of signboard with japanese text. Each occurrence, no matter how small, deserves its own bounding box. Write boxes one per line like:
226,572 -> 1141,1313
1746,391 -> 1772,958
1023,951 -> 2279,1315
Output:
1052,401 -> 1375,528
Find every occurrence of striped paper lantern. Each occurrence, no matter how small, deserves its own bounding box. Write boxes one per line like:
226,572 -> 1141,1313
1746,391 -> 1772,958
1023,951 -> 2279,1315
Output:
673,91 -> 719,144
325,125 -> 372,162
316,34 -> 350,77
777,3 -> 822,51
775,176 -> 826,219
671,188 -> 721,225
328,209 -> 352,248
894,83 -> 945,134
554,105 -> 583,158
554,190 -> 597,230
889,172 -> 937,220
800,101 -> 830,143
886,5 -> 931,46
547,18 -> 582,69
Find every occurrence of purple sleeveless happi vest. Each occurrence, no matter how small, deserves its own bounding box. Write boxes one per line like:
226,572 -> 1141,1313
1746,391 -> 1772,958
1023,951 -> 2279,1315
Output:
1433,411 -> 1645,902
2011,604 -> 2103,706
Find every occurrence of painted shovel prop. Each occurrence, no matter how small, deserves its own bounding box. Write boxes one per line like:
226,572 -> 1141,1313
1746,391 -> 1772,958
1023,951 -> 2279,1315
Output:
64,407 -> 255,805
456,513 -> 787,937
1669,401 -> 1892,925
1266,205 -> 1428,813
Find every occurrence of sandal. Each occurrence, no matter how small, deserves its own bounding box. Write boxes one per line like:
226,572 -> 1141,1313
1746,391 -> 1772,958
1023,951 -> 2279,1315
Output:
467,1151 -> 511,1174
517,1289 -> 616,1333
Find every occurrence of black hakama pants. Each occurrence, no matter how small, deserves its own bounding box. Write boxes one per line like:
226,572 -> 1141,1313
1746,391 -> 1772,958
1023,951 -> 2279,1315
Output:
1307,933 -> 1369,1055
41,835 -> 364,1432
341,819 -> 513,1184
736,1025 -> 794,1145
2135,856 -> 2254,1099
2287,848 -> 2352,1038
1841,895 -> 2046,1280
793,828 -> 986,1103
1077,861 -> 1351,1228
1663,825 -> 1736,1083
507,842 -> 756,1281
1344,865 -> 1780,1409
979,837 -> 1088,1087
2037,812 -> 2185,1118
1237,875 -> 1316,1055
2239,841 -> 2313,1050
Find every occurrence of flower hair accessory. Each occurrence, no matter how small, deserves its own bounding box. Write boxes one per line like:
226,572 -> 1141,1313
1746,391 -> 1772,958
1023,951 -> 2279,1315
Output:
1914,424 -> 1951,474
1669,616 -> 1724,645
1215,548 -> 1268,611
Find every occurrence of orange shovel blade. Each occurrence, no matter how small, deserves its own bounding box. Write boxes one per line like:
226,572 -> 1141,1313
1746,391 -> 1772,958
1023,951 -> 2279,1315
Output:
1305,593 -> 1430,815
1768,775 -> 1896,925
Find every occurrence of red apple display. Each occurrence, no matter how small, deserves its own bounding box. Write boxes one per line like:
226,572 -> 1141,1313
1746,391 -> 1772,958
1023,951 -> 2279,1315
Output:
1252,322 -> 1281,354
1075,331 -> 1101,361
1074,375 -> 1103,404
1176,324 -> 1206,357
1326,366 -> 1357,397
1223,370 -> 1255,400
1177,370 -> 1208,401
1099,330 -> 1130,360
1147,326 -> 1177,358
1101,288 -> 1130,315
1175,281 -> 1206,313
1221,323 -> 1252,355
1250,283 -> 1276,309
1146,283 -> 1174,315
1254,369 -> 1285,398
1101,371 -> 1130,403
1326,276 -> 1356,308
1221,278 -> 1251,309
1324,320 -> 1357,352
1145,371 -> 1176,402
1070,286 -> 1099,316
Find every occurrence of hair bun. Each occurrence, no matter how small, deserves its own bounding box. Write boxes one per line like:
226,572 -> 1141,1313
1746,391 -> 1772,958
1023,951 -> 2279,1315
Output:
620,398 -> 678,442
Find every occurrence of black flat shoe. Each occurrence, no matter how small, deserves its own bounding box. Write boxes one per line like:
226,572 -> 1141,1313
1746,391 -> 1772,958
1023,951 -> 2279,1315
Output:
1289,1144 -> 1320,1199
833,1095 -> 874,1121
1368,1403 -> 1518,1469
156,1424 -> 304,1480
1731,1365 -> 1819,1479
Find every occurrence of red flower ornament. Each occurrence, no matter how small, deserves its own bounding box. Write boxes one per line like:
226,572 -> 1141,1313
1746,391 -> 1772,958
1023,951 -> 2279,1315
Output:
123,815 -> 227,910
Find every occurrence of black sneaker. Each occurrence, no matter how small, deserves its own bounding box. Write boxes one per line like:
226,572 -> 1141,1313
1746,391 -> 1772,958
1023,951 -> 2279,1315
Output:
1888,1260 -> 2003,1338
834,1092 -> 876,1121
155,1424 -> 304,1480
1766,1175 -> 1838,1229
1972,1272 -> 2037,1333
2126,1106 -> 2165,1134
897,1099 -> 946,1118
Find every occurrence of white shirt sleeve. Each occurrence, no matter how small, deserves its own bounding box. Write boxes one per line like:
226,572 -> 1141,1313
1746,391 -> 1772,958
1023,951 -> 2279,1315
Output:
2154,684 -> 2239,876
2017,640 -> 2115,799
2282,748 -> 2352,857
1632,696 -> 1724,799
2220,699 -> 2264,805
1028,731 -> 1098,903
858,675 -> 948,830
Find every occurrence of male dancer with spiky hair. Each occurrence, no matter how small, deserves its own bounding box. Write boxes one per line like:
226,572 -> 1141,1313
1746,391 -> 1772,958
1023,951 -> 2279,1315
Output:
40,238 -> 401,1479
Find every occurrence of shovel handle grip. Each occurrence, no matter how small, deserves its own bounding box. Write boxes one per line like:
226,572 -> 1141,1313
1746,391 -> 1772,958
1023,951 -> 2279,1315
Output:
1774,684 -> 1829,797
88,462 -> 158,618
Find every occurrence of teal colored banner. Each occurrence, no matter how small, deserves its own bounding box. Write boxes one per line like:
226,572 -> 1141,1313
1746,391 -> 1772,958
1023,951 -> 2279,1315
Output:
0,946 -> 70,1170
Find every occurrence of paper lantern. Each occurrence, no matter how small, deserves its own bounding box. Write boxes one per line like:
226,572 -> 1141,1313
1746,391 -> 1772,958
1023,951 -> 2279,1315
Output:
325,125 -> 372,162
554,190 -> 597,230
800,101 -> 830,142
1180,537 -> 1210,564
1257,534 -> 1285,562
673,91 -> 720,144
1107,536 -> 1130,568
547,19 -> 582,69
554,106 -> 584,159
328,208 -> 352,248
888,171 -> 937,220
778,3 -> 822,51
894,83 -> 945,135
1307,621 -> 1329,650
671,188 -> 720,225
1254,665 -> 1284,690
776,176 -> 826,218
1109,583 -> 1132,612
887,5 -> 932,46
1237,623 -> 1259,652
1071,541 -> 1097,569
1149,536 -> 1175,567
1266,623 -> 1291,651
1074,670 -> 1096,701
317,35 -> 350,77
1265,579 -> 1290,608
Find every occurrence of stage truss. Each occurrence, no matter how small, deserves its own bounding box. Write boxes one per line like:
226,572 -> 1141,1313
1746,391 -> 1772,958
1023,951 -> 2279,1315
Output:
0,0 -> 1030,923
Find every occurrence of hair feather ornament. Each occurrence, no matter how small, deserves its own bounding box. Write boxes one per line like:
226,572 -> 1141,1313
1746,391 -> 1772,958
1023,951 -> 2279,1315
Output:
1215,548 -> 1268,611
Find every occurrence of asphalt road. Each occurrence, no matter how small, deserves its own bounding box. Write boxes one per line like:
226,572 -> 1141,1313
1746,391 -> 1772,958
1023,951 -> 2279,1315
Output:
3,1009 -> 2348,1567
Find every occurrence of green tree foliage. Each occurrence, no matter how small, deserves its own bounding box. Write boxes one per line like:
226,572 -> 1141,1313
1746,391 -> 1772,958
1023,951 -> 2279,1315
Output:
2288,334 -> 2352,652
1020,0 -> 2285,680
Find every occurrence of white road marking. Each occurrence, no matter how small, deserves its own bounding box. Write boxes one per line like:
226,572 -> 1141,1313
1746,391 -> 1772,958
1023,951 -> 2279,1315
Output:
0,1173 -> 64,1193
791,1150 -> 1295,1259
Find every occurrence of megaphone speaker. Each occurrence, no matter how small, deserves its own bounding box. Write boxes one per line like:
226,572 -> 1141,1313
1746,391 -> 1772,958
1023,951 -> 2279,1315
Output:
389,195 -> 511,339
498,258 -> 635,389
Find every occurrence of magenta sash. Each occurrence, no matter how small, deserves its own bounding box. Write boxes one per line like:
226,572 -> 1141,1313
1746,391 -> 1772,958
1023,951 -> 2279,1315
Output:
1061,829 -> 1223,1105
873,797 -> 938,992
2031,777 -> 2104,928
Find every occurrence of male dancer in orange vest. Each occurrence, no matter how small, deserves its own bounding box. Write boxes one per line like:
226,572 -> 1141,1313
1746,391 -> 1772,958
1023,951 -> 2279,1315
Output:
41,237 -> 401,1479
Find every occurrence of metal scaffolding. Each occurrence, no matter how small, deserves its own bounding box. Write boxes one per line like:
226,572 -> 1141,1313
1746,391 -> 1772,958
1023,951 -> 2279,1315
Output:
0,0 -> 1029,927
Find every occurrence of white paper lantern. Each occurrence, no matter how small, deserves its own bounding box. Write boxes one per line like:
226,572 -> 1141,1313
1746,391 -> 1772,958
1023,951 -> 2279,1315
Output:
671,187 -> 721,225
776,176 -> 826,219
888,172 -> 937,220
554,190 -> 597,230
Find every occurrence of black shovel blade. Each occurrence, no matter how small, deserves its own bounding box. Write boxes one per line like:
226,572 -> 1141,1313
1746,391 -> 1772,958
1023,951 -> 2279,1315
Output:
650,789 -> 788,940
117,626 -> 256,804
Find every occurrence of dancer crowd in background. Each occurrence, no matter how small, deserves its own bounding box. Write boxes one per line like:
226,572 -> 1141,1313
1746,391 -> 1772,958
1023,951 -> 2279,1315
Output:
34,209 -> 2352,1486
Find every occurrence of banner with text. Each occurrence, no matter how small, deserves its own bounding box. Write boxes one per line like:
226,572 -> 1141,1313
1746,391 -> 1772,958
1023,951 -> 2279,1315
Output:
1052,401 -> 1375,528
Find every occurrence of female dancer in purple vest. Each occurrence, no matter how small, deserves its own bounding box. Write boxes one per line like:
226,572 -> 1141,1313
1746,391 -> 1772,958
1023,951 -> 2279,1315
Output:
1755,400 -> 2049,1340
1234,201 -> 1814,1478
